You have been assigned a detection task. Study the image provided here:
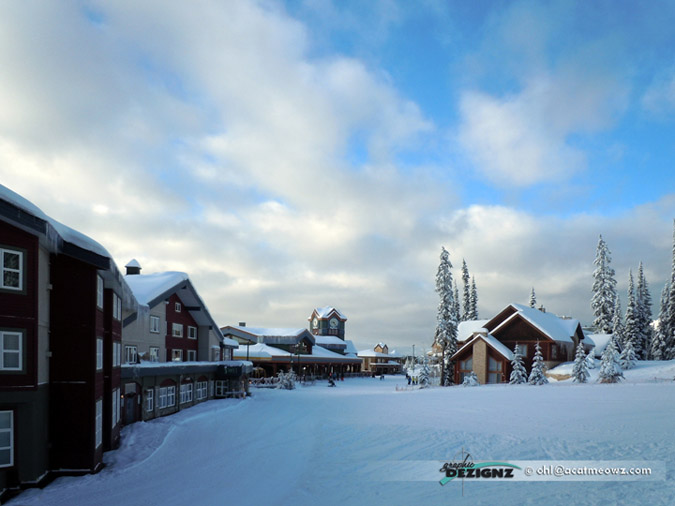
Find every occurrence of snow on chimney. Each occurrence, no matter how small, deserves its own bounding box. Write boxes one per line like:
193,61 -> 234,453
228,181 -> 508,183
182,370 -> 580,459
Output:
238,322 -> 246,327
125,259 -> 142,276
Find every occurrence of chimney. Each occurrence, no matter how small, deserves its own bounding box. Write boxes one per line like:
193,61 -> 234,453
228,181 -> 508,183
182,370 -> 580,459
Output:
125,259 -> 142,276
538,305 -> 546,313
238,322 -> 246,327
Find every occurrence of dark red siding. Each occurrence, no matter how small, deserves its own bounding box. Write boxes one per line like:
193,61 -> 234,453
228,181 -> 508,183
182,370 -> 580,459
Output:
165,294 -> 198,361
0,221 -> 39,389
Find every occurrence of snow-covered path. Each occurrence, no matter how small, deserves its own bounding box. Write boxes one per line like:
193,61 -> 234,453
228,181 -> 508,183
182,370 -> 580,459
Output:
10,375 -> 675,506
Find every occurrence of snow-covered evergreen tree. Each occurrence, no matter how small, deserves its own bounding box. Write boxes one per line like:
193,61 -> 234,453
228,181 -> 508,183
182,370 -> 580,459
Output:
650,283 -> 669,360
591,235 -> 617,334
572,342 -> 590,383
585,349 -> 596,369
462,371 -> 479,386
636,262 -> 652,359
461,259 -> 471,321
619,338 -> 637,370
509,343 -> 527,384
434,247 -> 457,386
598,337 -> 623,383
528,341 -> 548,385
529,287 -> 537,309
469,277 -> 478,319
452,281 -> 461,326
277,369 -> 296,390
419,357 -> 431,387
612,294 -> 625,348
665,221 -> 675,360
624,270 -> 641,357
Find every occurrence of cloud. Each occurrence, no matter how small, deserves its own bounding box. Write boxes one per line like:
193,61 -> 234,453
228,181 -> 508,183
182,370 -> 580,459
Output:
642,69 -> 675,117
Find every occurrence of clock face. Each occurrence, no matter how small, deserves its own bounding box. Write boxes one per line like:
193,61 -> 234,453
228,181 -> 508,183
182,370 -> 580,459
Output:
329,317 -> 339,329
312,318 -> 318,329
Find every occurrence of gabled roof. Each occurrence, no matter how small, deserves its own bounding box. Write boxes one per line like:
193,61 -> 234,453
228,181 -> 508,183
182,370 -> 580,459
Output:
488,303 -> 580,344
309,306 -> 347,321
314,335 -> 347,349
457,320 -> 490,343
125,272 -> 232,347
221,326 -> 316,346
452,333 -> 514,361
357,349 -> 391,358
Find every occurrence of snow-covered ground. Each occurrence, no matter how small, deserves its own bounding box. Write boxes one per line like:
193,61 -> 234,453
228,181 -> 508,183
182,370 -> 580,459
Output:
9,363 -> 675,506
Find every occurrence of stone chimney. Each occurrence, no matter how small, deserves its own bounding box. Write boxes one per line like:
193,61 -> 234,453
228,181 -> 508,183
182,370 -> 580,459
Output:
125,259 -> 142,276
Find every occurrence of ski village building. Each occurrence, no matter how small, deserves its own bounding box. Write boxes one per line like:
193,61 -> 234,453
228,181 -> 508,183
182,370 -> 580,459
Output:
451,303 -> 591,384
0,185 -> 249,500
222,306 -> 362,377
357,343 -> 403,374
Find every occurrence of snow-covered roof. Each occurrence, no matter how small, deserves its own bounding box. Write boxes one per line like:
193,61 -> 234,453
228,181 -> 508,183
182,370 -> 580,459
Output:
457,320 -> 490,342
233,343 -> 291,359
311,306 -> 347,320
314,335 -> 347,347
586,333 -> 612,357
343,340 -> 358,355
222,326 -> 316,346
453,332 -> 514,361
125,258 -> 141,268
125,271 -> 189,307
387,349 -> 403,358
493,303 -> 579,343
357,349 -> 391,358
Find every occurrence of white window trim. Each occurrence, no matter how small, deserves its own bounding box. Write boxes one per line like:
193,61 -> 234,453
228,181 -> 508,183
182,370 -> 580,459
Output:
0,248 -> 23,291
0,410 -> 13,468
125,345 -> 138,364
158,387 -> 167,409
187,350 -> 197,362
187,326 -> 197,339
167,385 -> 176,407
96,338 -> 103,371
196,381 -> 208,400
180,383 -> 193,404
96,275 -> 104,310
175,302 -> 181,312
149,315 -> 160,333
0,330 -> 23,371
113,342 -> 121,367
146,389 -> 154,412
172,323 -> 183,338
112,388 -> 120,428
149,346 -> 159,362
95,399 -> 103,449
171,349 -> 182,362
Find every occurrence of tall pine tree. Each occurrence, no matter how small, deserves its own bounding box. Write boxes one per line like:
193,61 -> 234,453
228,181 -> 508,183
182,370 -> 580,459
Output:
528,341 -> 548,385
434,247 -> 457,386
636,262 -> 652,360
666,221 -> 675,359
572,342 -> 590,383
650,283 -> 669,360
591,235 -> 617,333
452,281 -> 461,326
598,337 -> 623,383
612,294 -> 625,348
624,270 -> 641,358
469,277 -> 478,320
529,287 -> 537,309
461,260 -> 471,321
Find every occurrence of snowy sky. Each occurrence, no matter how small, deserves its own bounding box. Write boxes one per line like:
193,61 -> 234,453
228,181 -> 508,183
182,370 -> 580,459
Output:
1,1 -> 674,353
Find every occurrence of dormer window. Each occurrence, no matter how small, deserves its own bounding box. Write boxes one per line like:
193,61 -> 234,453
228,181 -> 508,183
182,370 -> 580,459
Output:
175,302 -> 181,312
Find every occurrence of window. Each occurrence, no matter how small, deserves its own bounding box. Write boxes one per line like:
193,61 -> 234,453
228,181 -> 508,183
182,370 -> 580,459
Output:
172,323 -> 183,338
487,356 -> 503,384
552,344 -> 558,360
0,331 -> 22,371
175,302 -> 181,312
95,399 -> 103,449
113,342 -> 121,367
150,315 -> 160,333
516,344 -> 528,357
112,388 -> 120,428
0,411 -> 13,468
112,294 -> 122,321
215,380 -> 227,397
187,350 -> 196,362
158,387 -> 167,409
458,357 -> 473,383
146,389 -> 154,412
180,383 -> 193,404
1,248 -> 22,291
125,345 -> 138,364
149,347 -> 159,362
167,386 -> 176,406
96,338 -> 103,371
209,380 -> 214,398
187,326 -> 197,339
196,381 -> 208,400
171,349 -> 182,362
96,275 -> 104,309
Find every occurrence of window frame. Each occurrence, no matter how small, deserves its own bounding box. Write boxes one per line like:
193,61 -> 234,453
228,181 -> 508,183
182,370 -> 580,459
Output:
112,388 -> 120,428
96,338 -> 103,371
0,330 -> 23,372
149,346 -> 160,362
171,349 -> 183,362
0,248 -> 23,292
167,385 -> 176,407
187,349 -> 197,362
95,399 -> 103,449
172,323 -> 183,338
175,302 -> 181,312
149,315 -> 160,334
96,275 -> 104,310
125,345 -> 138,364
187,326 -> 197,340
0,410 -> 13,468
180,383 -> 193,404
146,388 -> 154,412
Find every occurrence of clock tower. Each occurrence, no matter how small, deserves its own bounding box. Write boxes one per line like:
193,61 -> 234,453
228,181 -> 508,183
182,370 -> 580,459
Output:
308,306 -> 347,340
